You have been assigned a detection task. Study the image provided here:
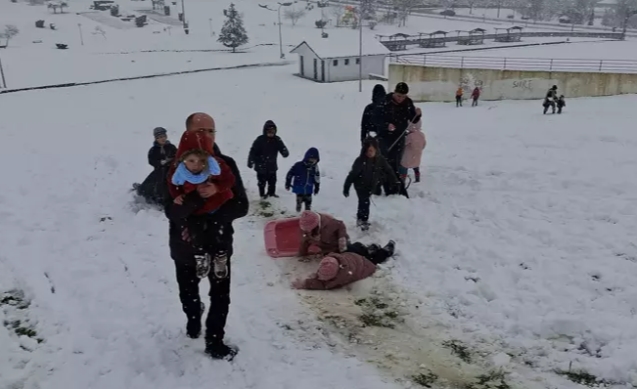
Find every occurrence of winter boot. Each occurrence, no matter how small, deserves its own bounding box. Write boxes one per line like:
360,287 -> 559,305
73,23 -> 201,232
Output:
414,170 -> 421,183
357,219 -> 370,232
383,240 -> 396,257
194,253 -> 212,279
213,252 -> 229,279
186,302 -> 205,339
204,339 -> 238,361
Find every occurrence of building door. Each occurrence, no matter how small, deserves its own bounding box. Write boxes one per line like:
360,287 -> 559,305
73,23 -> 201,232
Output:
300,56 -> 304,76
313,58 -> 318,80
321,60 -> 325,82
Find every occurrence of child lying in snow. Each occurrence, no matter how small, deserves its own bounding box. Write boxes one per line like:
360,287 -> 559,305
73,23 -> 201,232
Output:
291,241 -> 396,290
168,130 -> 235,215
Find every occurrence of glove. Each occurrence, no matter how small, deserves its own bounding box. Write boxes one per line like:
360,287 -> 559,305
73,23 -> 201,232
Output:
248,161 -> 254,169
314,184 -> 319,195
338,237 -> 347,253
285,185 -> 291,191
343,189 -> 349,198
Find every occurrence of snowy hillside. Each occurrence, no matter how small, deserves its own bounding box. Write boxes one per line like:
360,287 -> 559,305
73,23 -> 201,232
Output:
1,63 -> 637,389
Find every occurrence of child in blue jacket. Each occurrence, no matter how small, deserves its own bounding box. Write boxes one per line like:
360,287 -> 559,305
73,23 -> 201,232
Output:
285,147 -> 320,212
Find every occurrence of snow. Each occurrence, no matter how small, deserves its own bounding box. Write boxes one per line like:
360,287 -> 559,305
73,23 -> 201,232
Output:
291,34 -> 389,59
2,0 -> 637,388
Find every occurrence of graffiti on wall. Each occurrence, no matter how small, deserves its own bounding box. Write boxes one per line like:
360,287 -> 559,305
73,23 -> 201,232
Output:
512,79 -> 534,92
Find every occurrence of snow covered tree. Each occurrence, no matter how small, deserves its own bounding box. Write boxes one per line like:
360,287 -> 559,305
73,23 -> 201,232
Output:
390,0 -> 423,27
0,25 -> 19,47
218,3 -> 249,53
284,8 -> 306,26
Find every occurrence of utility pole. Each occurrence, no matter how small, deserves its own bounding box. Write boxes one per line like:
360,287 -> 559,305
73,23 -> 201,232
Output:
78,23 -> 84,45
358,6 -> 363,93
259,2 -> 294,59
181,0 -> 188,34
0,55 -> 7,89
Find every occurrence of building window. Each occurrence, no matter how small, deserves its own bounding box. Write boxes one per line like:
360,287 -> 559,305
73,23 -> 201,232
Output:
344,59 -> 350,65
333,59 -> 338,66
356,58 -> 360,65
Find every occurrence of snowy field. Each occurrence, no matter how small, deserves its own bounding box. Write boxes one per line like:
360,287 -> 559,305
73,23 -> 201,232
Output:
1,0 -> 632,89
1,63 -> 637,389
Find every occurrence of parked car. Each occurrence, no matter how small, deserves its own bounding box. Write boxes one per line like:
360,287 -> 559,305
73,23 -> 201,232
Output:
440,9 -> 455,16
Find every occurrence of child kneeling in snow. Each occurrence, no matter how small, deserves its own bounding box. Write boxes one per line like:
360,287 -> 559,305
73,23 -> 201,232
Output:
291,241 -> 396,290
285,147 -> 320,212
399,107 -> 426,183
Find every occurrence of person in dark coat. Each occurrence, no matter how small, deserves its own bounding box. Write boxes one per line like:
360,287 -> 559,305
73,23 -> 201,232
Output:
165,113 -> 249,361
543,85 -> 558,114
380,82 -> 416,197
247,120 -> 289,199
343,138 -> 399,231
134,127 -> 177,206
360,84 -> 388,144
557,95 -> 566,114
285,147 -> 320,212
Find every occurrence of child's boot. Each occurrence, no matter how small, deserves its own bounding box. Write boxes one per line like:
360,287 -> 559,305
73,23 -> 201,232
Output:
213,251 -> 229,279
383,240 -> 396,257
414,169 -> 421,183
356,219 -> 370,231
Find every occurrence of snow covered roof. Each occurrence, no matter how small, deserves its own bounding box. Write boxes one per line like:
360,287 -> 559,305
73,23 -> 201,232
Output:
290,34 -> 390,59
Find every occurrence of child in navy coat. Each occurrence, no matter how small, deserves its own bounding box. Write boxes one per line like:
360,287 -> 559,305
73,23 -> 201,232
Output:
285,147 -> 320,212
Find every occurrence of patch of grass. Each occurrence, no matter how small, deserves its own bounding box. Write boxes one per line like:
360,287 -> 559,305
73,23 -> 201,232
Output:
1,293 -> 44,343
556,369 -> 609,387
359,313 -> 395,328
355,296 -> 402,329
442,339 -> 472,363
411,372 -> 439,387
257,200 -> 275,217
465,371 -> 510,389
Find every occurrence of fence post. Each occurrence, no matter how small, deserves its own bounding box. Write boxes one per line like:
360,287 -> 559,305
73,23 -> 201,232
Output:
423,55 -> 426,66
503,57 -> 507,70
0,56 -> 6,89
550,58 -> 553,71
460,57 -> 464,69
599,60 -> 603,71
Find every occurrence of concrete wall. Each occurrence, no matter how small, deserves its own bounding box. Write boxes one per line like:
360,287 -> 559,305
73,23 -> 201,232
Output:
388,63 -> 637,102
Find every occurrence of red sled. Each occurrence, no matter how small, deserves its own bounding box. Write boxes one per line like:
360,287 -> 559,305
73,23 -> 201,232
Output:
263,217 -> 320,258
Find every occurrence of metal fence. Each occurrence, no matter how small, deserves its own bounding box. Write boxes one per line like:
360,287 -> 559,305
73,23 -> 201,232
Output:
391,54 -> 637,73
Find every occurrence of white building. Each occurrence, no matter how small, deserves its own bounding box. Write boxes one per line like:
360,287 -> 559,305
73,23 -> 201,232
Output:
289,34 -> 390,83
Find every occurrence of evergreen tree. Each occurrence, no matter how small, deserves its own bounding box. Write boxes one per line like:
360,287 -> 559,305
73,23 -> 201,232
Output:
218,3 -> 249,53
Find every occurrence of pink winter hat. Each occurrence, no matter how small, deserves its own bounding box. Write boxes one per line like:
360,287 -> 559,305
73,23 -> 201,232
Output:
299,211 -> 320,232
317,256 -> 339,281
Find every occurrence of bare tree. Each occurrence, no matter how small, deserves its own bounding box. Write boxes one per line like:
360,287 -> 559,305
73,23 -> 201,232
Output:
0,25 -> 19,47
391,0 -> 423,27
330,4 -> 345,26
284,8 -> 306,26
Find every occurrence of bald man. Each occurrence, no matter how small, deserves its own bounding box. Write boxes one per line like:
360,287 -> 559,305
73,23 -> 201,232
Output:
165,112 -> 248,361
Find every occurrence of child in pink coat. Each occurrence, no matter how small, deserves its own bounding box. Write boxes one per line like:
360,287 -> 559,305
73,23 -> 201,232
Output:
399,107 -> 426,183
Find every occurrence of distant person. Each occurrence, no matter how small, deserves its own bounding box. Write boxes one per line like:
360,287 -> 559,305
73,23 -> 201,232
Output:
247,120 -> 289,199
285,147 -> 320,212
291,241 -> 396,290
399,107 -> 426,184
557,95 -> 566,114
455,87 -> 464,107
133,127 -> 177,207
343,138 -> 399,231
360,84 -> 388,144
543,85 -> 558,114
471,87 -> 480,107
381,82 -> 416,197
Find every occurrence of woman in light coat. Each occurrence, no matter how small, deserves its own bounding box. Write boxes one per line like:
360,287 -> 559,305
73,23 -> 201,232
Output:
399,108 -> 426,183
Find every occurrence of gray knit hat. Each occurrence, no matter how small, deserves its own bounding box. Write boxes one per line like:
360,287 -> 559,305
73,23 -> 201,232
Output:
153,127 -> 167,138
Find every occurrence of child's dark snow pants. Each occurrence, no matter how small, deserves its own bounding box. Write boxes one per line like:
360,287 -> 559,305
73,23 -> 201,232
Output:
257,171 -> 277,197
356,190 -> 371,223
296,194 -> 312,212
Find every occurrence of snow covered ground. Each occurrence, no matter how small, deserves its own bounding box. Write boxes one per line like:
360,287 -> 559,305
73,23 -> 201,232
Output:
2,0 -> 633,89
1,62 -> 637,389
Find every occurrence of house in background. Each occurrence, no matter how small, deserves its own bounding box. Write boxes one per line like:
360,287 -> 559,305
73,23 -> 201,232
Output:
290,34 -> 390,83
